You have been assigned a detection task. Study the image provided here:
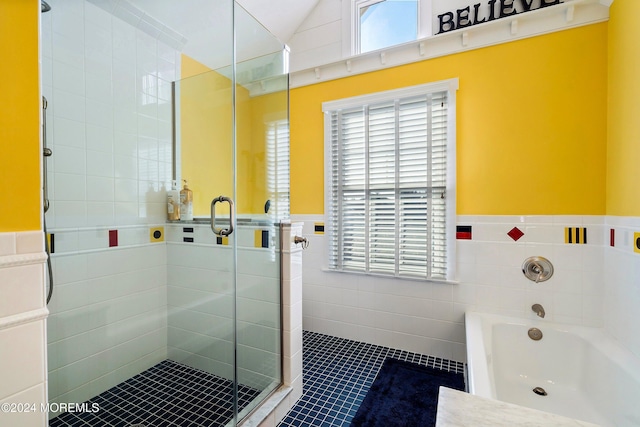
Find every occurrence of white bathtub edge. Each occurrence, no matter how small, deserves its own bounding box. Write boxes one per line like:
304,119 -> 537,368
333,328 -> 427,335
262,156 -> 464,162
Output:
464,310 -> 640,427
464,311 -> 494,399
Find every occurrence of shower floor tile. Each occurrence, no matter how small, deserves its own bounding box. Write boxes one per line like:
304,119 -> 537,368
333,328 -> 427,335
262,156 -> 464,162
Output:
277,331 -> 466,427
49,360 -> 261,427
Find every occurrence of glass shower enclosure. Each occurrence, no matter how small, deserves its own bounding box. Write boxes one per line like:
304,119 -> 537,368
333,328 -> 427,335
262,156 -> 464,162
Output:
42,0 -> 289,425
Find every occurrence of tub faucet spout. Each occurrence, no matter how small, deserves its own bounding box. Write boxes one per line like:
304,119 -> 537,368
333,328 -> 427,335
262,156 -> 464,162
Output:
532,303 -> 545,318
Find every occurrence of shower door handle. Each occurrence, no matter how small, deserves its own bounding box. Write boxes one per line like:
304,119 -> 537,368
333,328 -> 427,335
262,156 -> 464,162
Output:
211,196 -> 234,237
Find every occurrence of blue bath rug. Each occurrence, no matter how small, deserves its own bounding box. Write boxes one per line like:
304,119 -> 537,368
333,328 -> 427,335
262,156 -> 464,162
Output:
350,358 -> 466,427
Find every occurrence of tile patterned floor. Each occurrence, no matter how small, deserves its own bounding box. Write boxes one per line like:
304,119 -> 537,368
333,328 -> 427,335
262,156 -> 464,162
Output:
277,331 -> 466,427
49,360 -> 260,427
48,333 -> 465,426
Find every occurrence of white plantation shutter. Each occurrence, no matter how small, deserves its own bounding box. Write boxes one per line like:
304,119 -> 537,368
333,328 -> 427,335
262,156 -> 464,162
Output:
266,120 -> 290,220
324,81 -> 456,281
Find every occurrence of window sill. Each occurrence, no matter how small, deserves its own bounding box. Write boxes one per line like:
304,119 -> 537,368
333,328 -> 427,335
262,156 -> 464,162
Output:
320,267 -> 459,285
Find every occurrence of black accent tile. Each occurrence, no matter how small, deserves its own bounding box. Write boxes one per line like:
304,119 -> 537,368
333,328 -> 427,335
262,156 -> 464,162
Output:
49,333 -> 465,427
48,360 -> 261,427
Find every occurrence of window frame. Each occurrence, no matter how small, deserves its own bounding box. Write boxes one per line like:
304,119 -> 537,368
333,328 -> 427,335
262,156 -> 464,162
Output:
322,78 -> 458,282
349,0 -> 433,56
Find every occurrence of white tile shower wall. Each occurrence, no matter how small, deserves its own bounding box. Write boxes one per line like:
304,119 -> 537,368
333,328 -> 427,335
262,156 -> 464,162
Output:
47,244 -> 168,410
0,232 -> 48,427
42,0 -> 178,414
41,0 -> 179,230
604,216 -> 640,361
166,224 -> 283,391
292,214 -> 606,363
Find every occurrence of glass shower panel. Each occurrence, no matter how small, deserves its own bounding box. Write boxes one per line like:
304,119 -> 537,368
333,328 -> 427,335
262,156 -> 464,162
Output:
233,3 -> 289,419
43,0 -> 288,424
166,1 -> 240,424
169,66 -> 238,422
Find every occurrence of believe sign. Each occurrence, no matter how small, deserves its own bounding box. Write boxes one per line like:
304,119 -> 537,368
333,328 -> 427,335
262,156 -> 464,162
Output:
437,0 -> 563,34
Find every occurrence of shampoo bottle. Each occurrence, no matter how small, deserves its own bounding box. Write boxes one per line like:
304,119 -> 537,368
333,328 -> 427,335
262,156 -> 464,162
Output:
180,179 -> 193,221
167,180 -> 180,221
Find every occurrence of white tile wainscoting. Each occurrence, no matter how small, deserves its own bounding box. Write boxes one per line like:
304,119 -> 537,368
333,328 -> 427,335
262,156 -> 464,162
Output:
604,216 -> 640,361
45,221 -> 303,426
0,231 -> 48,427
290,214 -> 640,363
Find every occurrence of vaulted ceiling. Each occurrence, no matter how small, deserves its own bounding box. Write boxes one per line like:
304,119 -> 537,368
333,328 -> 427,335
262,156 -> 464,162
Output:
237,0 -> 320,44
130,0 -> 320,72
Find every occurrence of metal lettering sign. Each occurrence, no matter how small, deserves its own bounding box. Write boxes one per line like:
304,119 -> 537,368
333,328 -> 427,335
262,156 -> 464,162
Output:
437,0 -> 562,34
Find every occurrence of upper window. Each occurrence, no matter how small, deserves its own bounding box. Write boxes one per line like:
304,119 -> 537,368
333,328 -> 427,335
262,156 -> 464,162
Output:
356,0 -> 418,54
323,79 -> 458,281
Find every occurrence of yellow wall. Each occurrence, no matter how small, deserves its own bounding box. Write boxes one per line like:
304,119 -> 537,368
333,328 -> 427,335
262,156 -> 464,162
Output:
180,55 -> 234,216
607,0 -> 640,216
180,55 -> 287,216
0,0 -> 41,231
290,23 -> 608,215
1,5 -> 618,229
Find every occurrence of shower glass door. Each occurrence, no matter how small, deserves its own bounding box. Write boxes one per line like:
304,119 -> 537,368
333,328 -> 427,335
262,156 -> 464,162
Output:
169,0 -> 238,421
169,0 -> 246,422
173,1 -> 289,423
233,4 -> 289,419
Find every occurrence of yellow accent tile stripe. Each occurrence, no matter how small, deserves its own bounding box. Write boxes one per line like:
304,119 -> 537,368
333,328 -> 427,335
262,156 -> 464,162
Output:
564,227 -> 587,244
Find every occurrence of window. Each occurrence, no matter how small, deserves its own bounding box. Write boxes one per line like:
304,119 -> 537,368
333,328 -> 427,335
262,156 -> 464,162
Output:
323,79 -> 457,281
357,0 -> 417,54
350,0 -> 433,57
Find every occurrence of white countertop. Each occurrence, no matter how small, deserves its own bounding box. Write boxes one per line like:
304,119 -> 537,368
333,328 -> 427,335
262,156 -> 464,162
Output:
436,387 -> 600,427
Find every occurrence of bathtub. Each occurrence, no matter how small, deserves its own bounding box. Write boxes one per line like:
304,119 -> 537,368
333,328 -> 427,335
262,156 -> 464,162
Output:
465,312 -> 640,426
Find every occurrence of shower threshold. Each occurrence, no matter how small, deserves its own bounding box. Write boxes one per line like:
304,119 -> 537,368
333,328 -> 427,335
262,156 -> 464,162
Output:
49,360 -> 261,427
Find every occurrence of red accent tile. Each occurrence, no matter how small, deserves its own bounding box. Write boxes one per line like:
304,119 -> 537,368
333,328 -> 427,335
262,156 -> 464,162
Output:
456,226 -> 472,240
507,227 -> 524,241
610,228 -> 615,247
109,230 -> 118,247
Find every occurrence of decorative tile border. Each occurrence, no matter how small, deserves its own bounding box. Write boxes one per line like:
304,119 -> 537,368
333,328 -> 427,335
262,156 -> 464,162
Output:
47,222 -> 281,256
456,216 -> 605,246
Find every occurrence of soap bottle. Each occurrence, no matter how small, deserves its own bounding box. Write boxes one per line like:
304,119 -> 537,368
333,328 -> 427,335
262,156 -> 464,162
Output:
167,180 -> 180,221
180,179 -> 193,221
